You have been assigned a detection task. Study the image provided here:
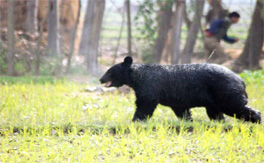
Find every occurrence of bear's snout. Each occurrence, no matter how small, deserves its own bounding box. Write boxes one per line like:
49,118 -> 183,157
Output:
99,77 -> 105,84
99,74 -> 110,83
99,75 -> 113,87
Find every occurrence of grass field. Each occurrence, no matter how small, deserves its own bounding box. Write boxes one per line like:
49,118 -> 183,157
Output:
0,71 -> 264,162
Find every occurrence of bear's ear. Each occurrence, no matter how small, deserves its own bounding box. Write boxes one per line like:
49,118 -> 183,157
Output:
122,56 -> 133,67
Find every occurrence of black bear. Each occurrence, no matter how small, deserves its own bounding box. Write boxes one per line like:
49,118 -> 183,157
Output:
100,56 -> 261,123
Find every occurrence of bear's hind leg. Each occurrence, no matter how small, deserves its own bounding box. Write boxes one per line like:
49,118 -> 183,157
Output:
224,105 -> 261,123
206,106 -> 225,121
172,108 -> 192,121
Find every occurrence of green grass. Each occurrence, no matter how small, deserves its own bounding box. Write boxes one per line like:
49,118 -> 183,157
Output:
0,76 -> 65,85
0,71 -> 264,162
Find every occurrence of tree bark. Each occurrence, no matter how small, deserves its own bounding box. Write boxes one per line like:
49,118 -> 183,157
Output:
126,0 -> 132,56
81,0 -> 105,75
113,6 -> 126,65
25,0 -> 39,73
47,0 -> 60,56
7,0 -> 15,76
183,4 -> 191,30
205,0 -> 227,25
0,0 -> 2,44
172,0 -> 185,64
25,0 -> 39,34
59,0 -> 66,57
79,0 -> 95,55
35,15 -> 47,76
181,0 -> 205,64
89,0 -> 105,75
66,0 -> 81,74
232,0 -> 264,73
153,1 -> 173,63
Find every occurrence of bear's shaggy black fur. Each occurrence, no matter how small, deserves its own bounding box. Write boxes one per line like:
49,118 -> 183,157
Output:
100,56 -> 261,123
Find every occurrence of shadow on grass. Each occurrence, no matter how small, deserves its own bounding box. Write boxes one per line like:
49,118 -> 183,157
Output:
0,121 -> 258,137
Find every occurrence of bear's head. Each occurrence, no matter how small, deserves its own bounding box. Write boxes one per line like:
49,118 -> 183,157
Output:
100,56 -> 133,87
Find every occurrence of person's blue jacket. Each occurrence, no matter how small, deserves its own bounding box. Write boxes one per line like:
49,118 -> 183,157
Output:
208,18 -> 236,43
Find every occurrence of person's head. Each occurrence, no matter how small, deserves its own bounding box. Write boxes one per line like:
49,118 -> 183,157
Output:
228,12 -> 240,23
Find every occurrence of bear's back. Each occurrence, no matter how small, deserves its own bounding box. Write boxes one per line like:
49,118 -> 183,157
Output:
131,63 -> 242,84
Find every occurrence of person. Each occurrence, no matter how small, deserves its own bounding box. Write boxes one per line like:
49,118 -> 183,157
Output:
204,12 -> 240,64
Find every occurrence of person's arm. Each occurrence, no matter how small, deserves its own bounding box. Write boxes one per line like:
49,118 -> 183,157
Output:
209,19 -> 239,43
223,34 -> 237,43
216,19 -> 238,43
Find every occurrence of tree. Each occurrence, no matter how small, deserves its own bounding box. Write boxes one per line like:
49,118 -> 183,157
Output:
205,0 -> 228,25
183,3 -> 191,30
88,0 -> 105,75
7,0 -> 15,76
79,0 -> 95,56
35,14 -> 48,76
153,0 -> 173,63
181,0 -> 205,64
25,0 -> 39,73
172,0 -> 185,64
25,0 -> 39,34
126,0 -> 132,56
80,0 -> 105,75
112,3 -> 126,65
232,0 -> 264,73
59,0 -> 66,59
66,0 -> 81,74
47,0 -> 60,56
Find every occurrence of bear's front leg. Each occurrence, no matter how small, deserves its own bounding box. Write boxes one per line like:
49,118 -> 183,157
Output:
132,99 -> 158,122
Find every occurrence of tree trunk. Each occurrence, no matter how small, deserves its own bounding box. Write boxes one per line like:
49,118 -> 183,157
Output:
211,0 -> 222,20
181,0 -> 205,64
59,0 -> 66,56
0,0 -> 2,44
172,0 -> 185,64
25,0 -> 39,34
153,1 -> 173,63
113,6 -> 126,65
25,0 -> 39,73
47,0 -> 60,56
232,0 -> 264,73
7,0 -> 15,76
126,0 -> 132,56
205,0 -> 227,25
79,0 -> 95,55
92,0 -> 105,58
183,4 -> 191,30
82,0 -> 105,75
35,15 -> 47,76
66,0 -> 81,74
